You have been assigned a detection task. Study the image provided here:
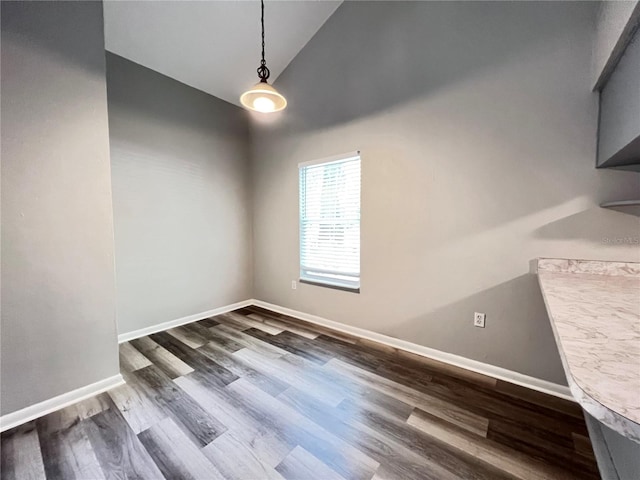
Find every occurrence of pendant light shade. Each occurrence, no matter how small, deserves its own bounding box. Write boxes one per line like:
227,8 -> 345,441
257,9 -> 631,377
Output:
240,81 -> 287,113
240,0 -> 286,113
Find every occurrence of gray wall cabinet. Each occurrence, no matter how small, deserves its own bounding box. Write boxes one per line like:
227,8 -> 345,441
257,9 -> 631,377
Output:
598,30 -> 640,168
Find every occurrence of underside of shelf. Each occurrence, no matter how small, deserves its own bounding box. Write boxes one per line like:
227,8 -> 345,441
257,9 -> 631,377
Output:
600,200 -> 640,208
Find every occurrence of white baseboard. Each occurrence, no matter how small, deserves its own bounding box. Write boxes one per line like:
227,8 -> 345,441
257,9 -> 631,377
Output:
118,299 -> 253,343
0,374 -> 124,432
251,299 -> 575,402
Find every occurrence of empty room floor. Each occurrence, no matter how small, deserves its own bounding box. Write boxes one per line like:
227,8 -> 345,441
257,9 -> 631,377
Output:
1,306 -> 599,480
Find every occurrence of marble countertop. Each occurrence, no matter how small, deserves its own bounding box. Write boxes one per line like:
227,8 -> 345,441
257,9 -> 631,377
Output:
537,258 -> 640,444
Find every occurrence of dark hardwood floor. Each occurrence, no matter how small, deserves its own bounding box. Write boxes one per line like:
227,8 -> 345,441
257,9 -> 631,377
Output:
1,306 -> 600,480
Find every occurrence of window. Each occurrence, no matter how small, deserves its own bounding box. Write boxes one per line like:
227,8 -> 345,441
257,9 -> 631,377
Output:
299,152 -> 361,292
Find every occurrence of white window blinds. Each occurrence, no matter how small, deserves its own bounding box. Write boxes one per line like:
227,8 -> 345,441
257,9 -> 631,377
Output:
299,152 -> 361,291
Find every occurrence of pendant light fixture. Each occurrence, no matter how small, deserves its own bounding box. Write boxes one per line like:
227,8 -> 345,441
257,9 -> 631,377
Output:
240,0 -> 287,113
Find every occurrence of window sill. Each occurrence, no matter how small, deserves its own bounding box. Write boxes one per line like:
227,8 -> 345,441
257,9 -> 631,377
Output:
299,279 -> 360,294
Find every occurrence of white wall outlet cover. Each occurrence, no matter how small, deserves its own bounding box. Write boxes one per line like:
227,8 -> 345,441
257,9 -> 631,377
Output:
291,280 -> 297,290
474,312 -> 486,328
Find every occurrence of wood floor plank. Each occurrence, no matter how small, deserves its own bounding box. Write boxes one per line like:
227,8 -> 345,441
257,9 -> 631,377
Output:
334,397 -> 512,480
336,338 -> 590,474
203,431 -> 286,480
247,313 -> 320,339
150,331 -> 239,387
130,336 -> 194,379
182,320 -> 220,343
376,360 -> 491,401
323,332 -> 497,393
233,347 -> 346,407
174,372 -> 294,468
315,326 -> 498,393
395,350 -> 498,389
407,407 -> 588,480
278,386 -> 467,480
325,358 -> 489,437
84,405 -> 164,480
314,334 -> 387,373
227,312 -> 286,335
212,323 -> 291,358
244,328 -> 333,365
277,352 -> 416,423
197,340 -> 290,396
279,350 -> 487,439
108,373 -> 167,434
495,379 -> 583,419
350,388 -> 415,423
0,427 -> 16,480
213,312 -> 252,330
289,323 -> 358,344
72,394 -> 112,421
276,445 -> 347,480
1,422 -> 46,480
119,341 -> 152,372
197,316 -> 220,328
487,417 -> 599,478
572,432 -> 596,459
138,417 -> 226,480
227,378 -> 379,480
35,394 -> 111,438
371,465 -> 404,480
324,357 -> 432,397
133,364 -> 226,447
37,414 -> 106,480
244,307 -> 357,343
426,374 -> 589,437
200,324 -> 247,352
166,325 -> 208,349
275,331 -> 341,364
180,320 -> 247,354
355,337 -> 400,356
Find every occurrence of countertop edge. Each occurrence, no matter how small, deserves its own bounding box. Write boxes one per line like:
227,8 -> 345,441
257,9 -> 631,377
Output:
536,273 -> 640,445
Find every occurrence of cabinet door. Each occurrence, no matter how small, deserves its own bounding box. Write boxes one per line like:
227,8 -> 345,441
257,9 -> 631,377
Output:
585,413 -> 640,480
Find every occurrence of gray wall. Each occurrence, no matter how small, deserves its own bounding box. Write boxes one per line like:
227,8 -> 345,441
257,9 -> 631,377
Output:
106,54 -> 253,336
251,1 -> 640,384
1,1 -> 119,415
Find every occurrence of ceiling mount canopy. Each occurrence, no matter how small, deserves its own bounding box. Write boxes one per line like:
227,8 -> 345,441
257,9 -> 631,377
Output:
240,0 -> 287,113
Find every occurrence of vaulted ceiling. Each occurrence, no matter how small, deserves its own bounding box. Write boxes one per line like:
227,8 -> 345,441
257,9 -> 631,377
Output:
103,1 -> 342,106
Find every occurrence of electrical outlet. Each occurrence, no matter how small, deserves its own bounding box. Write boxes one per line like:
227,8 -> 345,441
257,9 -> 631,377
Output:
474,312 -> 486,328
291,280 -> 297,290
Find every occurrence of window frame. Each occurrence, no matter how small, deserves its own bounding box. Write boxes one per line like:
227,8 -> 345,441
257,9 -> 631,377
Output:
298,151 -> 361,293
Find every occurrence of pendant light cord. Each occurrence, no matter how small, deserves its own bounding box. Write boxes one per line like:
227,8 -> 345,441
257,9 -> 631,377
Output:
257,0 -> 270,82
261,0 -> 266,65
